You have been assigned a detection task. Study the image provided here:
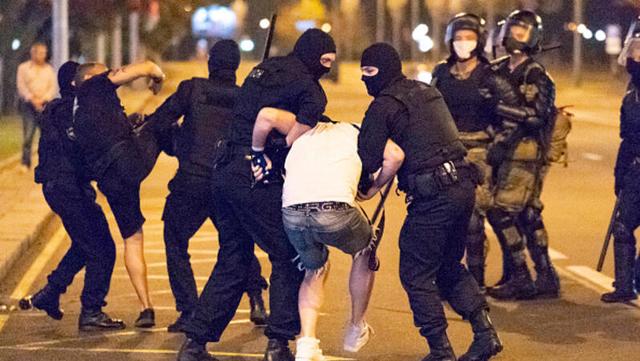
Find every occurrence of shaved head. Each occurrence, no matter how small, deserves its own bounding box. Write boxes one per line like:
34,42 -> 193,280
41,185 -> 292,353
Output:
74,63 -> 108,87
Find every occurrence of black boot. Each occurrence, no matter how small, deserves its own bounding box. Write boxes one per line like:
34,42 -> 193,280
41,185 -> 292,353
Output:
529,248 -> 561,298
249,292 -> 268,326
602,242 -> 638,303
78,309 -> 126,331
459,309 -> 503,361
168,311 -> 193,333
421,333 -> 456,361
487,263 -> 537,300
177,339 -> 218,361
263,339 -> 294,361
490,249 -> 514,289
18,284 -> 64,320
468,265 -> 486,293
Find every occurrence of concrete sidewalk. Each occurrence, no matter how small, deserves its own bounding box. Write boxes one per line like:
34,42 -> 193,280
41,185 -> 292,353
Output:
0,88 -> 156,283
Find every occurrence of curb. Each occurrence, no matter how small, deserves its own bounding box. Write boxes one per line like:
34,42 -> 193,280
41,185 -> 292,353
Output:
0,212 -> 58,283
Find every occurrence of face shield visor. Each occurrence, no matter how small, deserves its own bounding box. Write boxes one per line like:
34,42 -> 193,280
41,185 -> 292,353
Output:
618,20 -> 640,66
491,20 -> 507,59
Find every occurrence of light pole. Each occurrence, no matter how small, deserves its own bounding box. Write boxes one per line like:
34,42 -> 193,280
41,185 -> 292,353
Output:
573,0 -> 583,86
410,0 -> 419,61
52,0 -> 69,69
376,0 -> 385,43
111,15 -> 123,69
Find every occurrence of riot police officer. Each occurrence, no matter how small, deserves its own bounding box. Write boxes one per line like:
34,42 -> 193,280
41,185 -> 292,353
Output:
432,13 -> 496,290
484,10 -> 560,300
601,17 -> 640,303
20,61 -> 124,331
145,40 -> 268,332
358,42 -> 502,361
177,29 -> 336,361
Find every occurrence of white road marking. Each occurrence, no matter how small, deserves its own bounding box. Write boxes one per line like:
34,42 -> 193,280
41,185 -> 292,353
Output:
564,265 -> 614,292
0,346 -> 355,360
548,248 -> 568,260
581,152 -> 604,161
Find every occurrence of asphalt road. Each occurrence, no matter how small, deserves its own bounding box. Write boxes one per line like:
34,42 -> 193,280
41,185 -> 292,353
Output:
0,62 -> 639,361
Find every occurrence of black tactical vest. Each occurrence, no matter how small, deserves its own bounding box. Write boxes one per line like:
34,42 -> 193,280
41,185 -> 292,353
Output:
379,79 -> 466,188
177,77 -> 238,177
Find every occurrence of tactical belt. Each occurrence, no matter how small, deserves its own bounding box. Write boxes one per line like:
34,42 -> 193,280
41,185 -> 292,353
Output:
286,201 -> 352,212
405,159 -> 471,202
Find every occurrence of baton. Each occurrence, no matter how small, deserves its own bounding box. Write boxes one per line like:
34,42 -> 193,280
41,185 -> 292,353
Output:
262,13 -> 278,61
597,198 -> 621,272
368,180 -> 394,271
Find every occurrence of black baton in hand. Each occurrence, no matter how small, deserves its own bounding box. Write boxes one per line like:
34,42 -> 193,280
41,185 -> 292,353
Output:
368,181 -> 394,271
597,198 -> 620,272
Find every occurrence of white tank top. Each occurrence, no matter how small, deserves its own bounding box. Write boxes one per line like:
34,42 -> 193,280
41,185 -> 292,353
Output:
282,122 -> 362,207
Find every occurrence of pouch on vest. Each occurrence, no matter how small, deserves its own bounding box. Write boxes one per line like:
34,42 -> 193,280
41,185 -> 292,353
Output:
547,106 -> 573,166
212,139 -> 232,170
511,138 -> 539,161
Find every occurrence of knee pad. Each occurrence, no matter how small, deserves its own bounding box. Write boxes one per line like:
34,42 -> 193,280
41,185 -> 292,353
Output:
487,208 -> 515,230
520,206 -> 544,231
613,221 -> 636,245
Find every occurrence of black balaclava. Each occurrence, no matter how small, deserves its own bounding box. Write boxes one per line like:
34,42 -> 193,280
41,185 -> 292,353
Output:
292,29 -> 336,80
628,58 -> 640,88
208,39 -> 240,81
360,43 -> 404,97
58,61 -> 79,98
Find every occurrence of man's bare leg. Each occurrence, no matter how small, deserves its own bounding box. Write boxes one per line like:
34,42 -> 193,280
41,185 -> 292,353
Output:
299,262 -> 330,338
124,229 -> 152,310
349,250 -> 375,326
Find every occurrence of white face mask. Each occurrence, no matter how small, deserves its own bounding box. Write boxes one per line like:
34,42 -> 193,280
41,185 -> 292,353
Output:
453,40 -> 478,60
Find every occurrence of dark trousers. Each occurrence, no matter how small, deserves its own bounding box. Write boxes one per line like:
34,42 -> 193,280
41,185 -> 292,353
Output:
163,171 -> 268,314
185,154 -> 303,343
399,177 -> 487,339
19,101 -> 40,168
42,179 -> 116,311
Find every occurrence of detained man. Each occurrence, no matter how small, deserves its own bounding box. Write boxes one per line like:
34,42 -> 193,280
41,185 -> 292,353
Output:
255,108 -> 403,360
72,61 -> 166,328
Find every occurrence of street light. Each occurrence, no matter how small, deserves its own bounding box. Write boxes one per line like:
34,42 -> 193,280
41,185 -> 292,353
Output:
259,18 -> 270,29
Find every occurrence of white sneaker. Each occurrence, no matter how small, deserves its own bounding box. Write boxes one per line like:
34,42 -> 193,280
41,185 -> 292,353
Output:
295,337 -> 325,361
343,321 -> 373,352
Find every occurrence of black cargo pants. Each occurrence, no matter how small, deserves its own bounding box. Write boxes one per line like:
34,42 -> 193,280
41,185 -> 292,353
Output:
399,172 -> 487,339
184,153 -> 303,343
42,179 -> 116,311
162,170 -> 268,314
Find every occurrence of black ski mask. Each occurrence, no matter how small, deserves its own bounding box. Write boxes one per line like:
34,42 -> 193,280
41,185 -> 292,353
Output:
58,61 -> 79,98
208,39 -> 240,82
627,58 -> 640,88
292,29 -> 336,80
360,43 -> 404,97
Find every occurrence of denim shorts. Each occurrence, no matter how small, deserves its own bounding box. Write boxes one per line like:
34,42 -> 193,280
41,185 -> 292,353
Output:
282,205 -> 372,270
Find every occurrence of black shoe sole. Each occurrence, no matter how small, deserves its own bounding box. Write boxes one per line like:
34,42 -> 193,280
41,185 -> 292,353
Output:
20,297 -> 64,320
79,324 -> 126,332
135,321 -> 156,328
459,341 -> 503,361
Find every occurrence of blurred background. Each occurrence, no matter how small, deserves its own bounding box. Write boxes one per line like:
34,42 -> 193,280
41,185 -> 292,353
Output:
0,0 -> 638,115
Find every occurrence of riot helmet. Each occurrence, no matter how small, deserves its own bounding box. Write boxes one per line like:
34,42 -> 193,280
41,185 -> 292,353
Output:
618,16 -> 640,66
502,10 -> 543,55
445,13 -> 487,61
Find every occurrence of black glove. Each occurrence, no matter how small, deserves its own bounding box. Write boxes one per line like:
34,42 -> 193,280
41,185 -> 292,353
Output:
487,141 -> 510,168
358,171 -> 375,194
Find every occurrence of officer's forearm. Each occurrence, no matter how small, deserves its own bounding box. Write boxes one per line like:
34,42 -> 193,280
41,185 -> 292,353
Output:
253,107 -> 296,150
109,61 -> 165,86
372,140 -> 404,190
285,122 -> 312,147
496,103 -> 543,129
